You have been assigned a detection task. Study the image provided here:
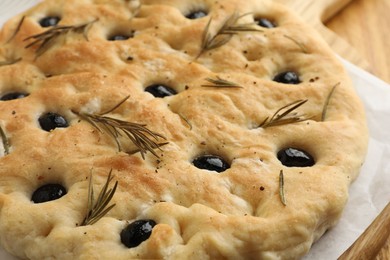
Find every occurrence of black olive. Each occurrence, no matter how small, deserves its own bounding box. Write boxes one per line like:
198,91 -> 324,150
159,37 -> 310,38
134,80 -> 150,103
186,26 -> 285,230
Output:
277,147 -> 315,167
31,184 -> 67,203
145,84 -> 177,98
273,71 -> 301,84
192,155 -> 230,172
39,16 -> 61,27
186,11 -> 207,19
120,219 -> 156,248
256,18 -> 276,28
38,112 -> 69,132
108,35 -> 131,41
0,92 -> 29,101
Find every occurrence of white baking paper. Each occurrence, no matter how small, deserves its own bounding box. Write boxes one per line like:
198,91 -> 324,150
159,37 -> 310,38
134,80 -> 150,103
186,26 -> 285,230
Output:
1,1 -> 390,259
0,0 -> 38,26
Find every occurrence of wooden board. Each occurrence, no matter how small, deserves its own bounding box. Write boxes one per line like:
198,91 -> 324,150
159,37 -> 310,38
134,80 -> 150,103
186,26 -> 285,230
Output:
326,0 -> 390,84
339,203 -> 390,259
275,0 -> 370,70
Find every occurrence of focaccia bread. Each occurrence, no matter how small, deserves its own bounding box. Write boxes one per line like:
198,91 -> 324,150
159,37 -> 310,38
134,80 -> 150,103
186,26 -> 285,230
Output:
0,0 -> 368,259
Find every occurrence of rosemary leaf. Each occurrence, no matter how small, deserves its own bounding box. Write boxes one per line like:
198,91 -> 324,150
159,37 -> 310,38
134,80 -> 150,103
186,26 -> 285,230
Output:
201,76 -> 242,88
321,83 -> 339,121
259,99 -> 309,128
223,12 -> 263,34
94,173 -> 116,213
125,142 -> 169,158
283,35 -> 308,54
74,96 -> 167,159
0,125 -> 10,155
81,170 -> 118,226
205,32 -> 233,51
99,95 -> 130,115
35,32 -> 60,58
279,170 -> 287,206
196,12 -> 262,59
86,172 -> 94,222
178,113 -> 192,130
88,204 -> 116,225
24,19 -> 97,58
7,15 -> 25,43
99,118 -> 123,150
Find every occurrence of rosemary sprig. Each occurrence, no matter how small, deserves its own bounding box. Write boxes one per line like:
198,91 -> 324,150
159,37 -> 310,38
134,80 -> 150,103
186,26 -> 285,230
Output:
259,99 -> 309,128
0,125 -> 10,155
283,35 -> 308,54
196,12 -> 262,59
279,170 -> 287,206
201,76 -> 242,88
0,57 -> 22,67
74,96 -> 167,159
7,15 -> 25,43
24,19 -> 97,58
321,83 -> 339,121
81,170 -> 118,226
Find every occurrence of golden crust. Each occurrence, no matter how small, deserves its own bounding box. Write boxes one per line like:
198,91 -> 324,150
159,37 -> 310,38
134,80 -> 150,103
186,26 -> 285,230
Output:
0,0 -> 368,259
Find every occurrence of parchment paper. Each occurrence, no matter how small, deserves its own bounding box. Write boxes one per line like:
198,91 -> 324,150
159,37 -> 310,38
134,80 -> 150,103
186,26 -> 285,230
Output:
1,2 -> 390,259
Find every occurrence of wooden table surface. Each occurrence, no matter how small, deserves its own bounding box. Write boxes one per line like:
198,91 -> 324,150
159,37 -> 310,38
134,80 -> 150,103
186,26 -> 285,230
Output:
326,0 -> 390,84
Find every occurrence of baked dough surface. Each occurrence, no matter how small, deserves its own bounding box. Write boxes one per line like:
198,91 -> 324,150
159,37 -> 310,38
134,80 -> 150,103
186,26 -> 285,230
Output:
0,0 -> 368,259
